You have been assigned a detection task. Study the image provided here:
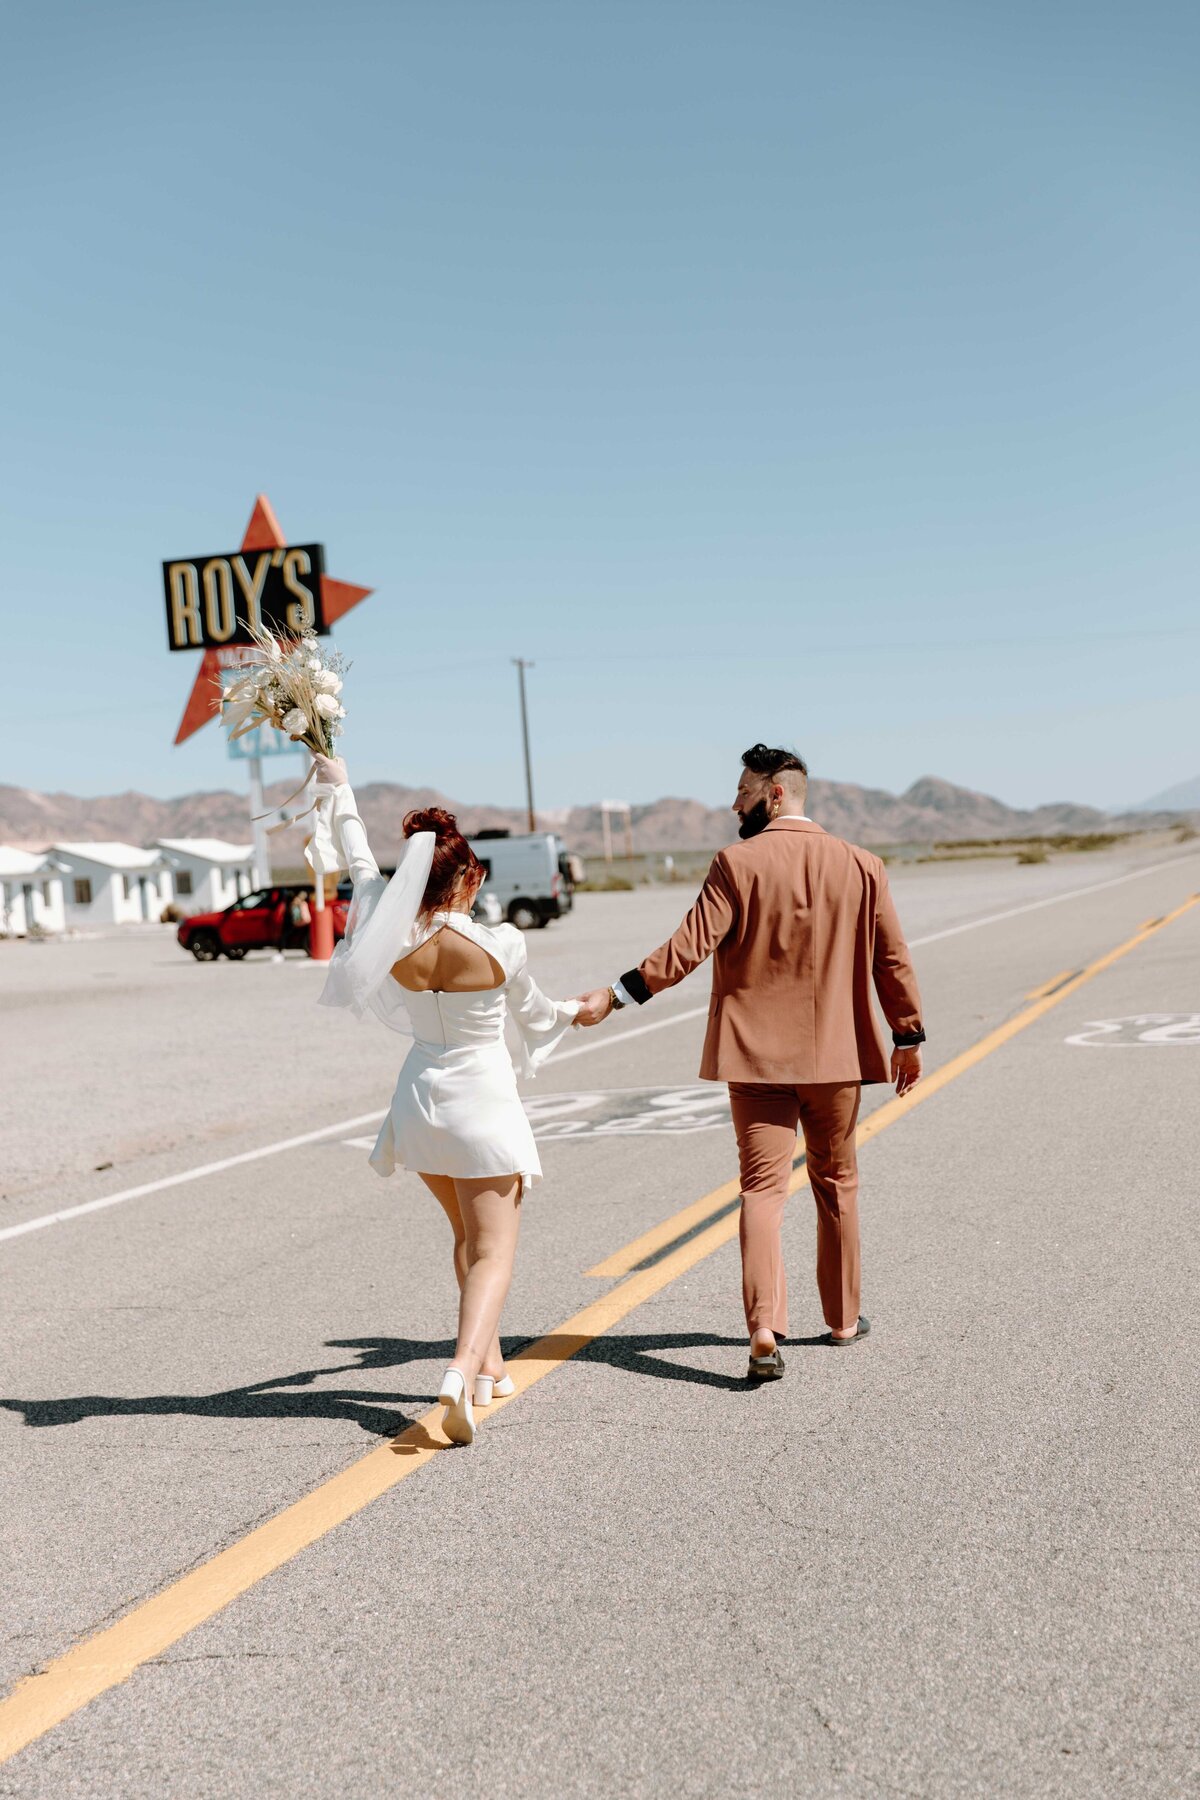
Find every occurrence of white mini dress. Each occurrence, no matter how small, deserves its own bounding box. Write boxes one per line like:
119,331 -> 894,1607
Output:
372,909 -> 578,1188
311,784 -> 578,1192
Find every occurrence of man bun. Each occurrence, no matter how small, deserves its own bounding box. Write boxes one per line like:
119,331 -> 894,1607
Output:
741,743 -> 808,779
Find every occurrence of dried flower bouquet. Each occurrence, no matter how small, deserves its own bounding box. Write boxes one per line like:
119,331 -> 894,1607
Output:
219,621 -> 349,757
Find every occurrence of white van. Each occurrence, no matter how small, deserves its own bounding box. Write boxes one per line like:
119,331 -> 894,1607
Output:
468,831 -> 575,929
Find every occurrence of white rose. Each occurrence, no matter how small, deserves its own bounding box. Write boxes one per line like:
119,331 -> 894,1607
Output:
336,704 -> 347,717
314,670 -> 342,694
282,707 -> 308,736
314,692 -> 340,718
308,657 -> 323,672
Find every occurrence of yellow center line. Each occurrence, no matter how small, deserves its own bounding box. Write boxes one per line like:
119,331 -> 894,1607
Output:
1024,968 -> 1075,1001
586,1174 -> 748,1278
1,889 -> 1197,1767
590,890 -> 1200,1280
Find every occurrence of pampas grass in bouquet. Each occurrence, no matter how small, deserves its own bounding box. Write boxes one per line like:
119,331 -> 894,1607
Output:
220,622 -> 349,757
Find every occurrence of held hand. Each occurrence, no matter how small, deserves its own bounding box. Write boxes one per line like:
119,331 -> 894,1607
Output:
891,1046 -> 922,1096
573,987 -> 615,1028
312,753 -> 348,787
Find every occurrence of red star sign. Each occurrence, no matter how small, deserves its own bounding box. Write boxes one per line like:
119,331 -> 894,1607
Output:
173,494 -> 372,745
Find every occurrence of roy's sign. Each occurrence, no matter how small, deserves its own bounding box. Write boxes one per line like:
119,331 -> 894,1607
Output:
163,544 -> 328,650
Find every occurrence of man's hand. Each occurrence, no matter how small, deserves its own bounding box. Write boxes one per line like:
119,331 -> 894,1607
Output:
891,1046 -> 922,1096
312,753 -> 348,787
574,987 -> 615,1028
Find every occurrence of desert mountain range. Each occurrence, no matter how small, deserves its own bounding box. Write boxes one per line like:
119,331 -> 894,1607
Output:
1,775 -> 1193,864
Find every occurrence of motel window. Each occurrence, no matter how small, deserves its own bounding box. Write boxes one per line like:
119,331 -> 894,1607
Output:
42,882 -> 53,904
124,876 -> 136,901
73,879 -> 92,906
175,871 -> 193,897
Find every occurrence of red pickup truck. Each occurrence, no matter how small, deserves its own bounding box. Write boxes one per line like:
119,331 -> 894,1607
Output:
176,885 -> 349,961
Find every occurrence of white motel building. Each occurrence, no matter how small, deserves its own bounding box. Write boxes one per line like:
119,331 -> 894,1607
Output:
0,847 -> 66,936
0,838 -> 259,935
48,843 -> 177,928
154,839 -> 256,912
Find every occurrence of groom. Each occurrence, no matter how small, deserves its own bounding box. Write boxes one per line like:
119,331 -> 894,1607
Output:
575,744 -> 925,1380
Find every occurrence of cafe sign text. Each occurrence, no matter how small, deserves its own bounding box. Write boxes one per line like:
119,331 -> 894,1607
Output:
163,544 -> 328,650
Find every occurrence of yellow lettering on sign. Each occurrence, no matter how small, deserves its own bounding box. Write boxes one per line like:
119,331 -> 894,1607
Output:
282,548 -> 315,633
232,553 -> 270,632
167,563 -> 202,648
201,559 -> 236,642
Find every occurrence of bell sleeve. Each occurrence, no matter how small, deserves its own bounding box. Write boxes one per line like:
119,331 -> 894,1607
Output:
506,959 -> 581,1077
306,782 -> 379,886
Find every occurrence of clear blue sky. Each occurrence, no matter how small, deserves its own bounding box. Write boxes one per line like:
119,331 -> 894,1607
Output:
3,0 -> 1197,814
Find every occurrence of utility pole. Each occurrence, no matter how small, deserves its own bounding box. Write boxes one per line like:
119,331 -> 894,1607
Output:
513,658 -> 537,832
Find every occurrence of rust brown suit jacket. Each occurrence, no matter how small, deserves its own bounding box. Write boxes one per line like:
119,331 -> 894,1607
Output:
619,818 -> 924,1085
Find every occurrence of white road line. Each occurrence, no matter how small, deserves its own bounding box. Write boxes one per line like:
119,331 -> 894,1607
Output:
906,852 -> 1198,948
0,1008 -> 707,1246
553,1005 -> 707,1062
5,850 -> 1194,1247
0,1113 -> 391,1245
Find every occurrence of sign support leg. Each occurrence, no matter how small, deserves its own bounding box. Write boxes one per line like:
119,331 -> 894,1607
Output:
306,767 -> 334,963
308,839 -> 334,963
247,753 -> 273,888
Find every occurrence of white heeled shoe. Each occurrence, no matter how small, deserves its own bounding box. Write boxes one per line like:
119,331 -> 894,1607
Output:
438,1368 -> 475,1445
473,1373 -> 516,1407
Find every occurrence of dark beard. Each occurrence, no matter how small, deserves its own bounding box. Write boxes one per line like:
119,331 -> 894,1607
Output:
738,799 -> 772,840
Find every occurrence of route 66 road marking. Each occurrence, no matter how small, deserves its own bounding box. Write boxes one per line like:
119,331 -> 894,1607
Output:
1066,1013 -> 1200,1047
338,1087 -> 734,1155
522,1086 -> 732,1138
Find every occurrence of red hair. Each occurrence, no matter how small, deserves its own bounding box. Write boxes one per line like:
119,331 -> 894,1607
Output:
403,807 -> 483,917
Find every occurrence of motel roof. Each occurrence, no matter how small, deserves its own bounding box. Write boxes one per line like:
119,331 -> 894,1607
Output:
154,838 -> 254,866
0,845 -> 53,879
49,842 -> 168,872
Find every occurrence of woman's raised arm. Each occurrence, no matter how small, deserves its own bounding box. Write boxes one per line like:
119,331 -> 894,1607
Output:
311,754 -> 380,887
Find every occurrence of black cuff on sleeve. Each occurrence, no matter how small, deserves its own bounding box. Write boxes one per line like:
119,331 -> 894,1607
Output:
892,1027 -> 926,1047
619,968 -> 653,1006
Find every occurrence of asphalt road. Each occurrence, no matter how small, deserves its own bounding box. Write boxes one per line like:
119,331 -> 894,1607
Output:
2,838 -> 1198,1797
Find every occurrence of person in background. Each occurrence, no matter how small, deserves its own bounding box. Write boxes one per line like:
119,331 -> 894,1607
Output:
288,888 -> 313,951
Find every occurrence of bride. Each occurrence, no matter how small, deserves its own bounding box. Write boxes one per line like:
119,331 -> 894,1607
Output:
309,753 -> 578,1447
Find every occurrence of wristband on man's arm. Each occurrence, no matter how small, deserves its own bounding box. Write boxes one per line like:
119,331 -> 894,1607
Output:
892,1027 -> 926,1047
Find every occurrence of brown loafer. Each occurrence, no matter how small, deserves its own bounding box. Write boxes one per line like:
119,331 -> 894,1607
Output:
825,1316 -> 871,1346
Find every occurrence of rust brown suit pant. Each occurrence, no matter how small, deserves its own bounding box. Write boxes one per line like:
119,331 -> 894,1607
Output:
728,1081 -> 862,1338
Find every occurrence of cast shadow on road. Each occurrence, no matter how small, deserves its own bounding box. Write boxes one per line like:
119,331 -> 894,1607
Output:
0,1328 -> 828,1440
0,1337 -> 459,1441
565,1330 -> 826,1392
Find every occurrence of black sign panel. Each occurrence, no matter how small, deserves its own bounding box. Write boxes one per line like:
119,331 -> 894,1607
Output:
162,544 -> 327,650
